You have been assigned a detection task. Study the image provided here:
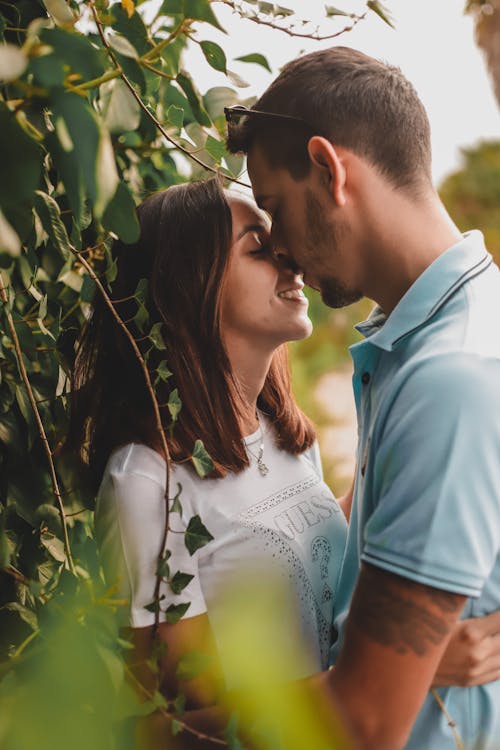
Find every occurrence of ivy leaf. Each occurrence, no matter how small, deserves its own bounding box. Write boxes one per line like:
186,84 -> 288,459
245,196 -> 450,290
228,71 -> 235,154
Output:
184,514 -> 214,555
134,278 -> 148,304
234,53 -> 272,73
149,322 -> 166,350
170,571 -> 194,595
366,0 -> 395,28
176,649 -> 212,680
170,483 -> 183,514
165,601 -> 190,623
191,439 -> 214,478
168,388 -> 182,422
156,360 -> 173,383
171,719 -> 183,736
200,41 -> 227,73
156,550 -> 171,579
144,594 -> 165,614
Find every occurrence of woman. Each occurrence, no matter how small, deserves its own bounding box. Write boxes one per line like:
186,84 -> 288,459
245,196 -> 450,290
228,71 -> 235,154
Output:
70,177 -> 500,734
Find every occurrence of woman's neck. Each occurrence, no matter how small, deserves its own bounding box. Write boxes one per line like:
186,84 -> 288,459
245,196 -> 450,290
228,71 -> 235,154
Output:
223,335 -> 274,435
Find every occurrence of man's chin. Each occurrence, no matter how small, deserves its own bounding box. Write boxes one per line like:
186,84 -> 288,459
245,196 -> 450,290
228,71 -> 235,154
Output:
320,280 -> 363,309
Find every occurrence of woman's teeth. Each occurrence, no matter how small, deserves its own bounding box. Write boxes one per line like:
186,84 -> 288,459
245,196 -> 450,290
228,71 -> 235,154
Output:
278,289 -> 304,300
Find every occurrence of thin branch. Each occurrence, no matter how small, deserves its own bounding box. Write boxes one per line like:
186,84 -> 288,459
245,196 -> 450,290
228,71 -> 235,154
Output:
69,244 -> 172,636
0,273 -> 75,576
219,0 -> 367,40
431,689 -> 464,750
124,664 -> 227,746
89,2 -> 250,188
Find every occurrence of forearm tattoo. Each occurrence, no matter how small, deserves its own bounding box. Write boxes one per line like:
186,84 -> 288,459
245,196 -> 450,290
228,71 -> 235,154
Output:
349,564 -> 464,657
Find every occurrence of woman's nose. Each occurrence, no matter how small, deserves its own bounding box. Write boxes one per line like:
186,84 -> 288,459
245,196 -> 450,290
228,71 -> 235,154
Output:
273,248 -> 303,276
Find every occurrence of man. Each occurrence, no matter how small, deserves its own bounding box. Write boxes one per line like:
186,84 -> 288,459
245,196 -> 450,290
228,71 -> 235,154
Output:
226,46 -> 500,750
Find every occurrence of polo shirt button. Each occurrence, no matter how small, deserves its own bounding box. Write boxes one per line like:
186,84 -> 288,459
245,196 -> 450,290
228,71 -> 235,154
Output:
361,372 -> 371,385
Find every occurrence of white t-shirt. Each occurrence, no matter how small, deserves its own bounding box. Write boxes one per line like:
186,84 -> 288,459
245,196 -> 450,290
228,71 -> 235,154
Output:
95,417 -> 348,679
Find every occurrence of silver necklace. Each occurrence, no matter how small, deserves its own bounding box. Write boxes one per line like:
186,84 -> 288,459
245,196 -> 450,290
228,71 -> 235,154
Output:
246,416 -> 269,477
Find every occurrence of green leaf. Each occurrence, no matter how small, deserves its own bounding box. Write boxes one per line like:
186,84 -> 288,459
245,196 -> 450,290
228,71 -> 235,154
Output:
176,71 -> 211,127
224,713 -> 244,750
40,26 -> 106,82
162,0 -> 225,32
234,53 -> 271,73
156,550 -> 171,579
191,439 -> 214,478
184,514 -> 214,555
33,191 -> 71,259
80,274 -> 96,304
110,3 -> 152,56
156,360 -> 173,382
0,526 -> 10,569
102,182 -> 140,244
144,594 -> 165,614
149,322 -> 166,350
203,86 -> 238,121
107,33 -> 138,59
0,209 -> 21,257
205,135 -> 226,163
171,719 -> 183,736
170,483 -> 183,514
0,43 -> 28,83
0,102 -> 41,214
366,0 -> 395,28
165,601 -> 190,623
167,104 -> 184,130
134,278 -> 148,304
170,571 -> 194,594
176,649 -> 212,680
1,602 -> 38,631
200,40 -> 227,73
40,531 -> 67,563
168,388 -> 182,422
100,79 -> 141,134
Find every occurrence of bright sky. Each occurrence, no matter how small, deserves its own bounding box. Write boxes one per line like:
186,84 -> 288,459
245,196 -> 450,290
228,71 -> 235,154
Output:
182,0 -> 500,185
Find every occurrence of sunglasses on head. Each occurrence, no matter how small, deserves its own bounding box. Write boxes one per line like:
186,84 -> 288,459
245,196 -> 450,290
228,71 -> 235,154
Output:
224,105 -> 319,134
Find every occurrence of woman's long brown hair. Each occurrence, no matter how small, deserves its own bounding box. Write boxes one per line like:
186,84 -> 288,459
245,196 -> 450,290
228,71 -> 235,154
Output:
68,177 -> 315,488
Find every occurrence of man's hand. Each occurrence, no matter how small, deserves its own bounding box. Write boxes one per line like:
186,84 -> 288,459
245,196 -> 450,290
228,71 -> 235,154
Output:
328,563 -> 466,750
434,610 -> 500,687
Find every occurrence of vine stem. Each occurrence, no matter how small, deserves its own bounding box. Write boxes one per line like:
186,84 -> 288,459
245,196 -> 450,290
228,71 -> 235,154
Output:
431,688 -> 465,750
124,664 -> 227,746
89,2 -> 250,189
70,247 -> 171,633
0,272 -> 75,576
219,0 -> 367,40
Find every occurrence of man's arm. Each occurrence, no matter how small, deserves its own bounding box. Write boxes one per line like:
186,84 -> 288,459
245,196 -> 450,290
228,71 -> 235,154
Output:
327,563 -> 466,750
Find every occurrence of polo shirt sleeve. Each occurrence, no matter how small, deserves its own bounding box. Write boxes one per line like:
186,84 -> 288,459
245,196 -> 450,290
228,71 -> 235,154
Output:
362,352 -> 500,597
97,468 -> 208,627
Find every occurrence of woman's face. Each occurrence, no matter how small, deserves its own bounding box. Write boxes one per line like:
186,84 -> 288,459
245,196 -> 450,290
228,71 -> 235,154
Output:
220,194 -> 313,351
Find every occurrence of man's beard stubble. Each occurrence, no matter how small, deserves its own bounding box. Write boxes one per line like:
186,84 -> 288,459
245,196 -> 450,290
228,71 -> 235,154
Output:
305,189 -> 363,309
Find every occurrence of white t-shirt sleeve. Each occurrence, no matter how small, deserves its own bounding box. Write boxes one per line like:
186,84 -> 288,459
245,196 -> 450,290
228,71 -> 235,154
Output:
305,441 -> 324,482
96,461 -> 208,627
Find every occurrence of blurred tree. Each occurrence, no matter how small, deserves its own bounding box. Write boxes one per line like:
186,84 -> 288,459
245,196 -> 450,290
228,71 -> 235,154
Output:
439,139 -> 500,263
467,0 -> 500,107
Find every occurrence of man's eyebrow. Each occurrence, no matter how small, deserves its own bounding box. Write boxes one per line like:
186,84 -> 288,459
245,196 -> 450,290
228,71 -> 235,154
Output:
236,223 -> 268,241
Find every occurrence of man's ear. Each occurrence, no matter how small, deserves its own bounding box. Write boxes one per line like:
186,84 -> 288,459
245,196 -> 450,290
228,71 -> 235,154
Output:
307,136 -> 347,207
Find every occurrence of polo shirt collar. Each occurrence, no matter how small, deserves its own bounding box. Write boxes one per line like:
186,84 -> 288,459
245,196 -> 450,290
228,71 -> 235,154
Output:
354,231 -> 492,351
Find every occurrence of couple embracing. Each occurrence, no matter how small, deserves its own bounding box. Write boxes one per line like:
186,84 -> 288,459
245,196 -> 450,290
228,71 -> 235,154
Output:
70,47 -> 500,749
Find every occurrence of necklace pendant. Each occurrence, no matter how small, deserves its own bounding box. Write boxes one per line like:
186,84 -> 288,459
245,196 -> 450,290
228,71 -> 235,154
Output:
257,457 -> 269,476
257,445 -> 269,476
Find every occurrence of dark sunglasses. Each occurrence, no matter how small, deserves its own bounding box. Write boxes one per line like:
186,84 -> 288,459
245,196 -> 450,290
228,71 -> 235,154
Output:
224,105 -> 319,134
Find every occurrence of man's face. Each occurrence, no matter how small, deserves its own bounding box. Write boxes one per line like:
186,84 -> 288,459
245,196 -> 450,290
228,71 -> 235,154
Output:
247,144 -> 363,309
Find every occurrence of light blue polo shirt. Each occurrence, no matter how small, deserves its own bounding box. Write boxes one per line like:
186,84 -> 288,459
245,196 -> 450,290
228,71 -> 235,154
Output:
330,231 -> 500,750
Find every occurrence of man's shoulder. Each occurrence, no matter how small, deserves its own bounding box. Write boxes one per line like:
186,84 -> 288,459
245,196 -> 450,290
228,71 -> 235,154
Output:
376,351 -> 500,432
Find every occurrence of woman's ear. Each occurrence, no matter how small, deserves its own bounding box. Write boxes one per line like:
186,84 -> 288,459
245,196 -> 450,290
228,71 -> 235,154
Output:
307,136 -> 347,207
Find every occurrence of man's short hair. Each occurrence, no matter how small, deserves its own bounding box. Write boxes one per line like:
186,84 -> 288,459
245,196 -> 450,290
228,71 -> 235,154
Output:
227,46 -> 432,190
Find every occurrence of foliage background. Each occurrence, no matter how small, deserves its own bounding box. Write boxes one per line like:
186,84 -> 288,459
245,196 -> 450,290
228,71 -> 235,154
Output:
0,0 -> 498,747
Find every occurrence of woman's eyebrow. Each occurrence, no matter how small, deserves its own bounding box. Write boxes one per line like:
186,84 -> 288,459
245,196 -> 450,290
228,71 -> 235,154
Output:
236,223 -> 268,241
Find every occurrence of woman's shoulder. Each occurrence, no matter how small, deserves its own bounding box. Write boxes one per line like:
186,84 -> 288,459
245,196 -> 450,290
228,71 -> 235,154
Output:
103,443 -> 194,490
